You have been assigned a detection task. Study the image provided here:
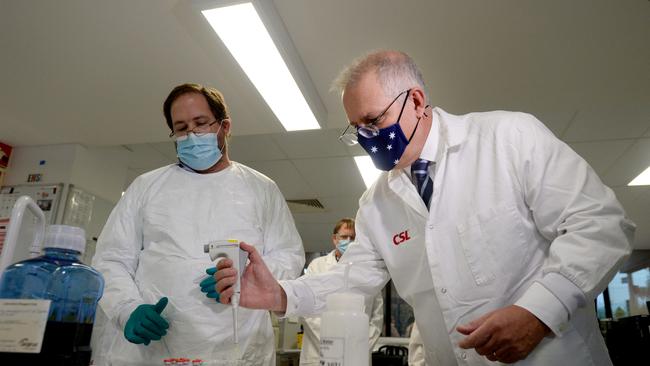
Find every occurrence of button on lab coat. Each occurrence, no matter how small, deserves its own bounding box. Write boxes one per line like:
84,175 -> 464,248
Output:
298,250 -> 384,366
92,162 -> 305,366
280,108 -> 635,366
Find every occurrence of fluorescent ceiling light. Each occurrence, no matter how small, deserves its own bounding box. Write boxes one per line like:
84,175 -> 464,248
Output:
628,166 -> 650,186
201,3 -> 320,131
354,156 -> 382,189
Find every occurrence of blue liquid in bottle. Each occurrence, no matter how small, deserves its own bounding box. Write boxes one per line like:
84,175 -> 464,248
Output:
0,225 -> 104,366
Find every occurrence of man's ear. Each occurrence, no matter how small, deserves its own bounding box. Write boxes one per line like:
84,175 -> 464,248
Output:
410,88 -> 428,118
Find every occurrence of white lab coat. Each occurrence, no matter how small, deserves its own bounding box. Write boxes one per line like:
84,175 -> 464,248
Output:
280,108 -> 635,366
91,162 -> 305,366
408,323 -> 426,366
298,250 -> 384,366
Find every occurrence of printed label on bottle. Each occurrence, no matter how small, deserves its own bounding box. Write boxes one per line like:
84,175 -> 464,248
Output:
0,299 -> 51,353
320,336 -> 344,366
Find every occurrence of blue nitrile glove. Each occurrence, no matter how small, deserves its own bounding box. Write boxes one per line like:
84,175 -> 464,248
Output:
124,297 -> 169,345
199,267 -> 220,302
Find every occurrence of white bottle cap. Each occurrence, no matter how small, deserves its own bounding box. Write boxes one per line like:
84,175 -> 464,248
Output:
44,225 -> 86,254
326,293 -> 365,313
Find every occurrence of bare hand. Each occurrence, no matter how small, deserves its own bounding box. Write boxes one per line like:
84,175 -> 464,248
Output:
214,242 -> 287,312
457,305 -> 550,364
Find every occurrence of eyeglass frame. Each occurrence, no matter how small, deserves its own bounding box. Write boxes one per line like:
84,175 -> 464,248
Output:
334,233 -> 355,241
168,119 -> 223,141
338,89 -> 411,146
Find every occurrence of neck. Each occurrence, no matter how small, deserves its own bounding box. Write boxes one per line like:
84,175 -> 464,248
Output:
335,249 -> 342,261
197,155 -> 231,174
395,113 -> 433,169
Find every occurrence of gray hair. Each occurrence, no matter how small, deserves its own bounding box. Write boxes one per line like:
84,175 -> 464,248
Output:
332,50 -> 428,100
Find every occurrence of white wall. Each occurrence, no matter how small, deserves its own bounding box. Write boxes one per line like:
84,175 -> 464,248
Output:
71,145 -> 129,203
5,144 -> 130,204
4,144 -> 77,186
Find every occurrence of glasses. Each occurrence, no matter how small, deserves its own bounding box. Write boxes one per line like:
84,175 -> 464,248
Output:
336,234 -> 355,241
169,119 -> 221,141
338,89 -> 411,146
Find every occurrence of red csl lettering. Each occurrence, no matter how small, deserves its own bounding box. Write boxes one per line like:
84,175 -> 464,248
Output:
392,230 -> 411,246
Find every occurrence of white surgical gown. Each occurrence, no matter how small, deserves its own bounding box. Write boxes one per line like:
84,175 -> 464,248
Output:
91,162 -> 305,366
279,108 -> 635,366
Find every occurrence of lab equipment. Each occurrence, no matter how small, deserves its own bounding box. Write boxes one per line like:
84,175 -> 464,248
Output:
319,263 -> 370,365
0,198 -> 104,366
204,239 -> 248,344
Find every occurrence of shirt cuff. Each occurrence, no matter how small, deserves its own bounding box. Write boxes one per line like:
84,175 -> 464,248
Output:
278,279 -> 316,318
515,277 -> 581,337
115,301 -> 140,330
539,272 -> 586,315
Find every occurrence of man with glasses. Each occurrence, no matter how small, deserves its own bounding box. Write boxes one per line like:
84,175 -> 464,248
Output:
298,218 -> 383,366
212,51 -> 634,365
91,83 -> 304,365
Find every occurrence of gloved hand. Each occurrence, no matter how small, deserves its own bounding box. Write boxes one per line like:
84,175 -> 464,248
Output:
199,267 -> 219,302
124,297 -> 169,345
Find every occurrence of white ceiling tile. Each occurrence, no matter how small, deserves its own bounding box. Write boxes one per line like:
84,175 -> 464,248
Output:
562,97 -> 650,141
125,143 -> 175,169
295,222 -> 336,252
291,195 -> 360,224
568,140 -> 634,176
229,134 -> 288,162
603,139 -> 650,187
292,157 -> 366,198
244,160 -> 315,200
271,129 -> 349,159
612,186 -> 650,249
149,142 -> 178,162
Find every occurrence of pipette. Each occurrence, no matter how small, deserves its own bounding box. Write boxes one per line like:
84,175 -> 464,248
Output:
204,240 -> 248,344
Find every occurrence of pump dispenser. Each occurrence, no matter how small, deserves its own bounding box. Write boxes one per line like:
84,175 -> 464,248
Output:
319,263 -> 370,365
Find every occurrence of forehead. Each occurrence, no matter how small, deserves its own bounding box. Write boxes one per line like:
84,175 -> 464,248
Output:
342,72 -> 389,123
170,92 -> 212,121
337,225 -> 355,234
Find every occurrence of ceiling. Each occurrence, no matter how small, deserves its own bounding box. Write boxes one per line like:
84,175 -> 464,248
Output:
0,0 -> 648,252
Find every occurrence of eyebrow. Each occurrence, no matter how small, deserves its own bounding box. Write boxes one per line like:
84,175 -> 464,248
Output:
173,115 -> 211,126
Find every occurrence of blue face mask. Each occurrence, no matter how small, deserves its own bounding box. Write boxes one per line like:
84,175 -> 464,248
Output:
357,91 -> 421,171
336,239 -> 351,255
357,122 -> 417,171
176,133 -> 222,171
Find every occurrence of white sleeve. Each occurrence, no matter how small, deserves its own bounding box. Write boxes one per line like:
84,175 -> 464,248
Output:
91,178 -> 147,329
260,181 -> 305,281
511,114 -> 635,335
368,292 -> 384,349
280,213 -> 390,318
408,323 -> 426,366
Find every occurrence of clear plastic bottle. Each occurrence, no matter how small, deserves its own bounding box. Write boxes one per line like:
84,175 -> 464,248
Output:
319,292 -> 370,366
0,225 -> 104,365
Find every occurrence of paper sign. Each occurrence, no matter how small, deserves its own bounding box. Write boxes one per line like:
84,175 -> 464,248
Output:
0,299 -> 51,353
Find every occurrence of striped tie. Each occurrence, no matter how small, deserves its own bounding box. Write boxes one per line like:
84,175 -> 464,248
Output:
411,159 -> 434,209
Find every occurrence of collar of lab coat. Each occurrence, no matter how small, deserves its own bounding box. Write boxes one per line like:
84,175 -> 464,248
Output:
385,107 -> 468,216
387,107 -> 467,181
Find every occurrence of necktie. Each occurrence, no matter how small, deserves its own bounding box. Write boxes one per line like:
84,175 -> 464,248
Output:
411,159 -> 434,209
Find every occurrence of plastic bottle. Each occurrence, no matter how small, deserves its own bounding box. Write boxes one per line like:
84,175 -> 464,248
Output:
0,225 -> 104,365
319,292 -> 370,365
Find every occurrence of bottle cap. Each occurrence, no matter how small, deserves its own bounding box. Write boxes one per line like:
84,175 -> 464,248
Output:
43,225 -> 86,254
326,293 -> 365,312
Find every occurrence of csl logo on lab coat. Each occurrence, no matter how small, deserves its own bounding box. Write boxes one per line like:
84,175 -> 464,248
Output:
392,230 -> 411,245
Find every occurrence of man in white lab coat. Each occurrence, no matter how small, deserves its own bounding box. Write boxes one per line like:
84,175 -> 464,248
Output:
212,51 -> 635,365
298,218 -> 383,366
91,83 -> 305,365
